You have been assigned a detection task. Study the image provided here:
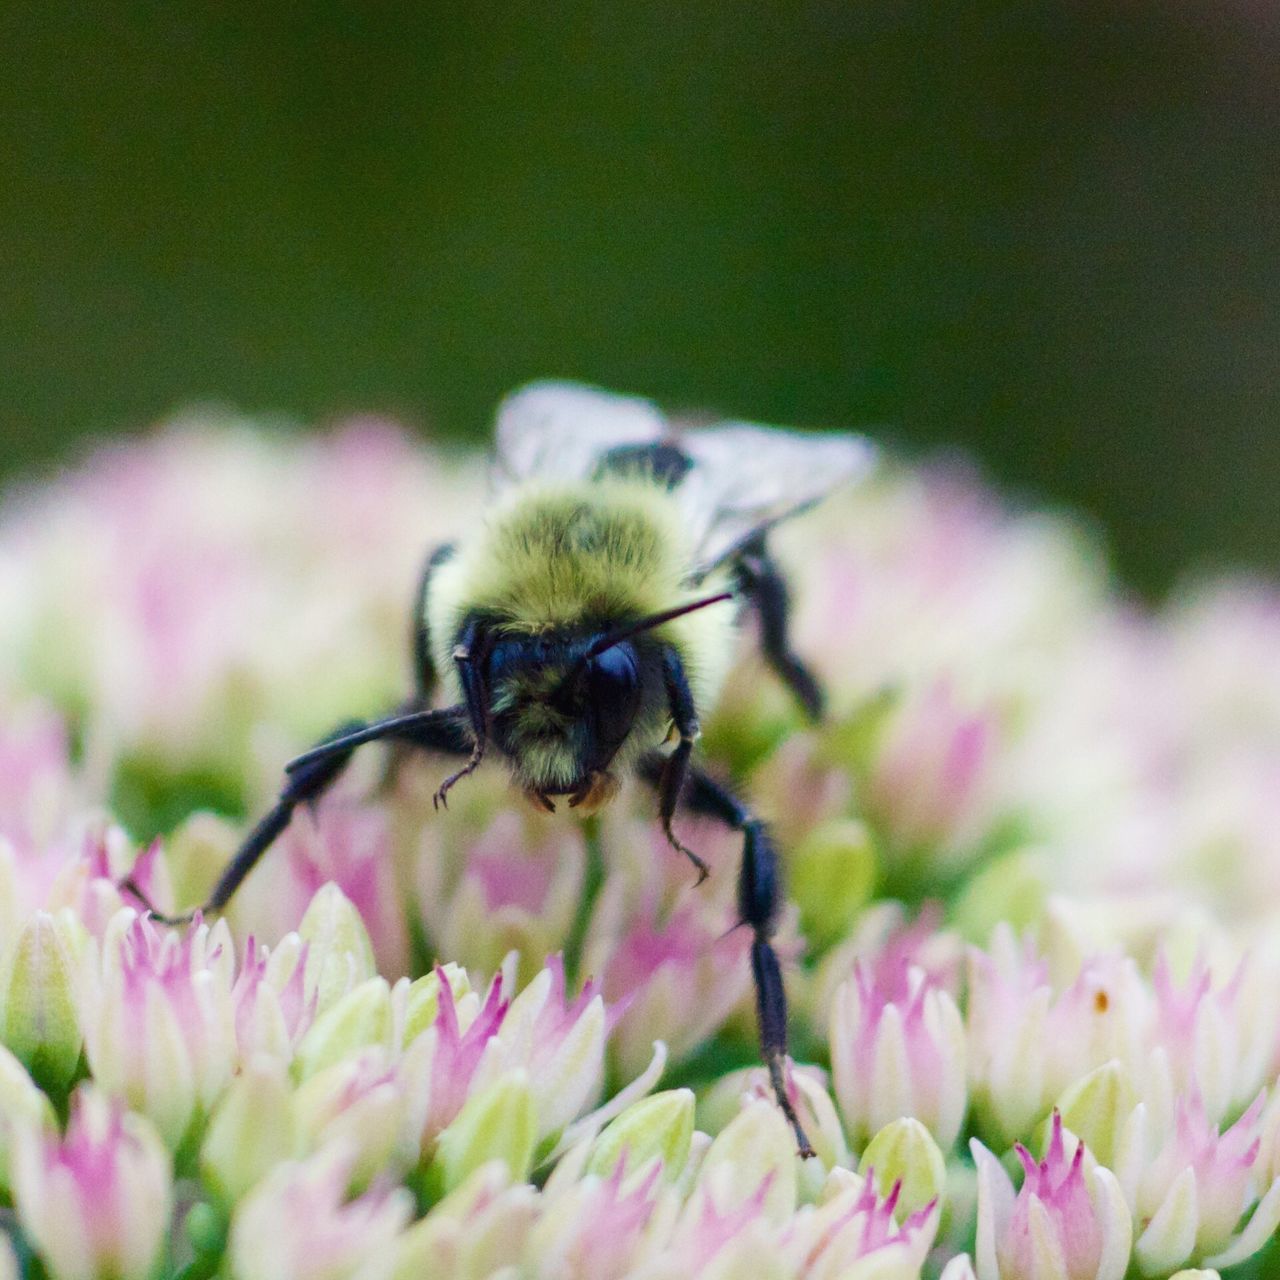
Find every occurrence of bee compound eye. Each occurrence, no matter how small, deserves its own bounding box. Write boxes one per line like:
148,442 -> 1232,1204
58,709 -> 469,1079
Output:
584,644 -> 642,756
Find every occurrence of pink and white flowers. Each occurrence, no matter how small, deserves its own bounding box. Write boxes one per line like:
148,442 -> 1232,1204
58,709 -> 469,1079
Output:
830,960 -> 967,1149
972,1114 -> 1131,1280
4,416 -> 1280,1278
12,1086 -> 172,1280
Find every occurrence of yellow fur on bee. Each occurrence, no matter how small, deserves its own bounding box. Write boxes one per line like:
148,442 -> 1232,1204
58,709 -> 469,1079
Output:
426,478 -> 736,714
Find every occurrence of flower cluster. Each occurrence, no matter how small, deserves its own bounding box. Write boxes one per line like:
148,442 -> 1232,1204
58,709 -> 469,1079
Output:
1,415 -> 1280,1278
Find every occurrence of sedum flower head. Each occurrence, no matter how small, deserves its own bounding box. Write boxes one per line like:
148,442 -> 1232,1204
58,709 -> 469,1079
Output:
12,1085 -> 173,1280
1117,1088 -> 1280,1274
82,909 -> 236,1148
972,1113 -> 1131,1280
830,960 -> 966,1149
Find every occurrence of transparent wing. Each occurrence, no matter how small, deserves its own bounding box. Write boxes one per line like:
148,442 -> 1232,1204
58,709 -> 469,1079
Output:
491,381 -> 878,578
677,422 -> 878,577
491,381 -> 667,488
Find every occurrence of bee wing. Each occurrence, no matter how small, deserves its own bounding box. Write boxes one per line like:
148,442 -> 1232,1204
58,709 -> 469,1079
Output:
492,381 -> 668,487
676,422 -> 878,579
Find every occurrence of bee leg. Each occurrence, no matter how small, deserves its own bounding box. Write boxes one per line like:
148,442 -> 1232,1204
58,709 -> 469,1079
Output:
637,751 -> 815,1158
434,619 -> 491,810
121,708 -> 471,924
732,533 -> 825,720
654,647 -> 710,885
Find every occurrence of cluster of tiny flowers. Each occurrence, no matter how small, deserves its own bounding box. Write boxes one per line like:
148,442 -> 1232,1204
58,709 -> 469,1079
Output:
1,416 -> 1279,1279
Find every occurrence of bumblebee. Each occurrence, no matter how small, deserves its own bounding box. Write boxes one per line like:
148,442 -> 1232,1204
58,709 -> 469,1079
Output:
127,382 -> 876,1155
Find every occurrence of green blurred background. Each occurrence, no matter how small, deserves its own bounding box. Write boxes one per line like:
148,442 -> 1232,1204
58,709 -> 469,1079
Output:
2,2 -> 1277,595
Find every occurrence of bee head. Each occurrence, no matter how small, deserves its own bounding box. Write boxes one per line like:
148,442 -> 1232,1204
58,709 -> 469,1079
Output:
486,632 -> 646,806
479,591 -> 732,810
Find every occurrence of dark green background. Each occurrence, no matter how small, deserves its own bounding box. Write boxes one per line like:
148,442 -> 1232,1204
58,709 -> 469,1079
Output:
3,2 -> 1278,594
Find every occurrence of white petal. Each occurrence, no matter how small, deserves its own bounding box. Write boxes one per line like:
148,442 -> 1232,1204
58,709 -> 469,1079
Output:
1135,1166 -> 1198,1276
938,1256 -> 978,1280
1203,1174 -> 1280,1271
971,1139 -> 1014,1280
1090,1166 -> 1134,1280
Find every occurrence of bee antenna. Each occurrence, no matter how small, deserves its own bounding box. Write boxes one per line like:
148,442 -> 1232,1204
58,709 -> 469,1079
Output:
583,590 -> 736,661
554,591 -> 736,699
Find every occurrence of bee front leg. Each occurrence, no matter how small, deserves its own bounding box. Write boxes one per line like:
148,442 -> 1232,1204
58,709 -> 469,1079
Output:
120,707 -> 471,925
637,750 -> 815,1158
653,646 -> 711,885
732,532 -> 824,721
434,620 -> 491,810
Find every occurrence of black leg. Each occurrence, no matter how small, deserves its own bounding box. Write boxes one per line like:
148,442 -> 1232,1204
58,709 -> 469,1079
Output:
654,646 -> 710,884
411,543 -> 455,699
120,708 -> 471,925
732,534 -> 824,720
433,619 -> 490,809
637,750 -> 815,1157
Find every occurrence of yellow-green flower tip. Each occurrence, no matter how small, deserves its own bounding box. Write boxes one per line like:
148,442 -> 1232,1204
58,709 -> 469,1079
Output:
858,1117 -> 947,1220
586,1089 -> 696,1185
437,1070 -> 537,1194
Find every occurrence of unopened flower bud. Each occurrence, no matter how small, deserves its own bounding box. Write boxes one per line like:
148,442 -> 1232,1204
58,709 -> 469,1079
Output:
436,1069 -> 537,1194
297,883 -> 376,1015
400,962 -> 472,1046
0,910 -> 84,1094
789,818 -> 876,951
586,1089 -> 696,1185
201,1056 -> 297,1208
294,977 -> 392,1079
859,1117 -> 947,1221
1055,1061 -> 1137,1170
696,1098 -> 797,1224
0,1043 -> 55,1197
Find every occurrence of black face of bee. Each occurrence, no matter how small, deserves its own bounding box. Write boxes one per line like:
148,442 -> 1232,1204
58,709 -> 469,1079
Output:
482,628 -> 655,805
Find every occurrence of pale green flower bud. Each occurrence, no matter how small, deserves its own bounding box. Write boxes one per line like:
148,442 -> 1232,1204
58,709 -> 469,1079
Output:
586,1089 -> 695,1185
436,1069 -> 536,1194
951,849 -> 1047,943
0,910 -> 84,1093
1055,1060 -> 1137,1170
201,1056 -> 297,1208
790,818 -> 876,950
294,977 -> 392,1079
697,1098 -> 797,1223
859,1117 -> 947,1221
298,883 -> 376,1015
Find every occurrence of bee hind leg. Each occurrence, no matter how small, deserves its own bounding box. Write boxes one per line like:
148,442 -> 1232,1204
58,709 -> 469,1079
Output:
637,749 -> 815,1158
